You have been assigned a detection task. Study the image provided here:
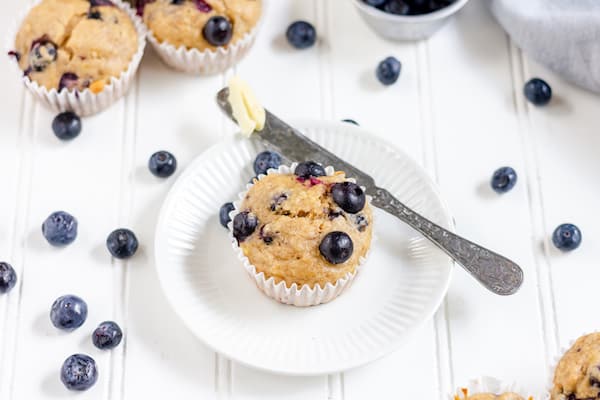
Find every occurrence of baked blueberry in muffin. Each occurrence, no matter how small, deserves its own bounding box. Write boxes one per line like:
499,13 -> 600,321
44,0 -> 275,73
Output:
551,333 -> 600,400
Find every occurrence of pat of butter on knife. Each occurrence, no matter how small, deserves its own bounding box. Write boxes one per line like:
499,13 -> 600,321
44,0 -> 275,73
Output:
228,76 -> 266,137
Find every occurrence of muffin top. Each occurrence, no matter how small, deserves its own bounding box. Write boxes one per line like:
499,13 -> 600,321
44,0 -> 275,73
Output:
466,394 -> 524,400
13,0 -> 138,92
142,0 -> 261,51
234,169 -> 373,289
551,333 -> 600,400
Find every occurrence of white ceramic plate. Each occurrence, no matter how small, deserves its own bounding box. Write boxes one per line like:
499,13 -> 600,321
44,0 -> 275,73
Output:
154,121 -> 454,375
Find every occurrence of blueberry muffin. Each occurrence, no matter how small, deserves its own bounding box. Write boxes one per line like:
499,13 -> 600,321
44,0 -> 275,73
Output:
232,162 -> 373,289
141,0 -> 261,51
551,333 -> 600,400
12,0 -> 138,92
464,394 -> 524,400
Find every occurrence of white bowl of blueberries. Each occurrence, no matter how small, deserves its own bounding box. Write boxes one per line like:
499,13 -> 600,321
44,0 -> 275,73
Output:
354,0 -> 470,41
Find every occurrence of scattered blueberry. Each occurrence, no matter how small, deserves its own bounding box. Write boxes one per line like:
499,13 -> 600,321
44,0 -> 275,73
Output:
219,202 -> 235,228
552,223 -> 582,252
491,166 -> 517,194
50,295 -> 88,331
253,151 -> 282,175
286,21 -> 316,49
29,36 -> 57,72
294,161 -> 326,179
203,16 -> 233,46
524,78 -> 552,106
106,229 -> 138,259
61,354 -> 98,391
331,182 -> 366,214
376,56 -> 401,85
52,112 -> 82,140
42,211 -> 78,246
92,321 -> 123,350
319,231 -> 354,264
342,119 -> 359,126
383,0 -> 410,15
148,151 -> 177,178
0,262 -> 17,294
58,72 -> 80,92
232,211 -> 258,242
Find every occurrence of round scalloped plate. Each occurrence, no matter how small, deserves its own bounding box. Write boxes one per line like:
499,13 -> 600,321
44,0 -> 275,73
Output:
154,120 -> 453,375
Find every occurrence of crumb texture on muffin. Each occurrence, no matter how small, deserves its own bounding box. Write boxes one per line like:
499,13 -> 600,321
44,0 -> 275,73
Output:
14,0 -> 138,91
238,172 -> 373,288
143,0 -> 261,50
551,333 -> 600,400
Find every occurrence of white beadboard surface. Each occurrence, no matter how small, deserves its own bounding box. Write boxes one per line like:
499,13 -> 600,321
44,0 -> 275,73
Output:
1,0 -> 599,399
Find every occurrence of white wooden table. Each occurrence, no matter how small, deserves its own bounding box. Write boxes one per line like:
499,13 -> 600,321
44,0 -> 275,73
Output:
2,1 -> 599,399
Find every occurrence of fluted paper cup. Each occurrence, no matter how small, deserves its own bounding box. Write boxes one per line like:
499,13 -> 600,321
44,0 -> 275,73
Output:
228,163 -> 373,307
450,376 -> 532,400
7,0 -> 147,117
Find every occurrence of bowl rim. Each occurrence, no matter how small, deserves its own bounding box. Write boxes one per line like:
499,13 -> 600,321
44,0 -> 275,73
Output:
352,0 -> 471,23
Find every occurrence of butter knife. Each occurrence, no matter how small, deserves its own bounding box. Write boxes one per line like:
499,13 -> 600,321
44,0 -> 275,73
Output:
216,88 -> 523,296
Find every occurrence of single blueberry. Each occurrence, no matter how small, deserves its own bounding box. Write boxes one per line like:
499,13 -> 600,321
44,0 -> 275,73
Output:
42,211 -> 78,246
52,112 -> 82,141
202,16 -> 233,46
552,223 -> 582,252
331,182 -> 366,214
524,78 -> 552,106
491,166 -> 517,193
92,321 -> 123,350
253,151 -> 282,175
148,151 -> 177,178
50,295 -> 88,330
376,56 -> 401,85
232,211 -> 258,242
342,119 -> 359,126
294,161 -> 326,179
319,231 -> 354,264
0,262 -> 17,294
106,228 -> 138,259
286,21 -> 317,49
363,0 -> 387,6
219,202 -> 235,228
384,0 -> 411,15
61,354 -> 98,391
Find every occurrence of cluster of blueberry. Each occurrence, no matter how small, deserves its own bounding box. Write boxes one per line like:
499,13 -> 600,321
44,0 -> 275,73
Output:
219,152 -> 367,265
50,295 -> 123,391
363,0 -> 456,16
490,77 -> 581,252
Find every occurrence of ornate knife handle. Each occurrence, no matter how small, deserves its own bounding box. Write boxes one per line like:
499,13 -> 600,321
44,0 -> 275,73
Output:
370,187 -> 523,295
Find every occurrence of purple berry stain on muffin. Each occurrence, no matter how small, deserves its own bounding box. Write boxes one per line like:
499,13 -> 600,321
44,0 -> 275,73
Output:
58,72 -> 79,92
296,176 -> 323,186
136,0 -> 155,15
29,35 -> 58,72
89,0 -> 114,6
8,50 -> 21,62
194,0 -> 212,12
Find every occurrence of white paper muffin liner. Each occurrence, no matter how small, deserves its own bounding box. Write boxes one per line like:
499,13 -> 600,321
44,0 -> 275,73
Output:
545,331 -> 600,400
450,376 -> 531,400
7,0 -> 147,117
146,11 -> 261,75
227,163 -> 373,307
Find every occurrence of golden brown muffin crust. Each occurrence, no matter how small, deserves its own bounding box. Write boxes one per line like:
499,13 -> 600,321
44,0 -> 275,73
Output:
551,333 -> 600,400
143,0 -> 261,51
238,172 -> 373,288
14,0 -> 138,91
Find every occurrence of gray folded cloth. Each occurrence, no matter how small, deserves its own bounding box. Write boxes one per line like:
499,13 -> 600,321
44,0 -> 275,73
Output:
489,0 -> 600,94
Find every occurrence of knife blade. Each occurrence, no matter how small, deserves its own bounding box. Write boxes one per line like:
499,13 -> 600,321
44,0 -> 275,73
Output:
216,88 -> 524,296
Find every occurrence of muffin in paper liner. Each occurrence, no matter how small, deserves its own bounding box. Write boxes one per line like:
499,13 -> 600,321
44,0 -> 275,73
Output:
545,331 -> 600,400
227,163 -> 373,307
7,0 -> 147,117
451,376 -> 533,400
145,11 -> 262,75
